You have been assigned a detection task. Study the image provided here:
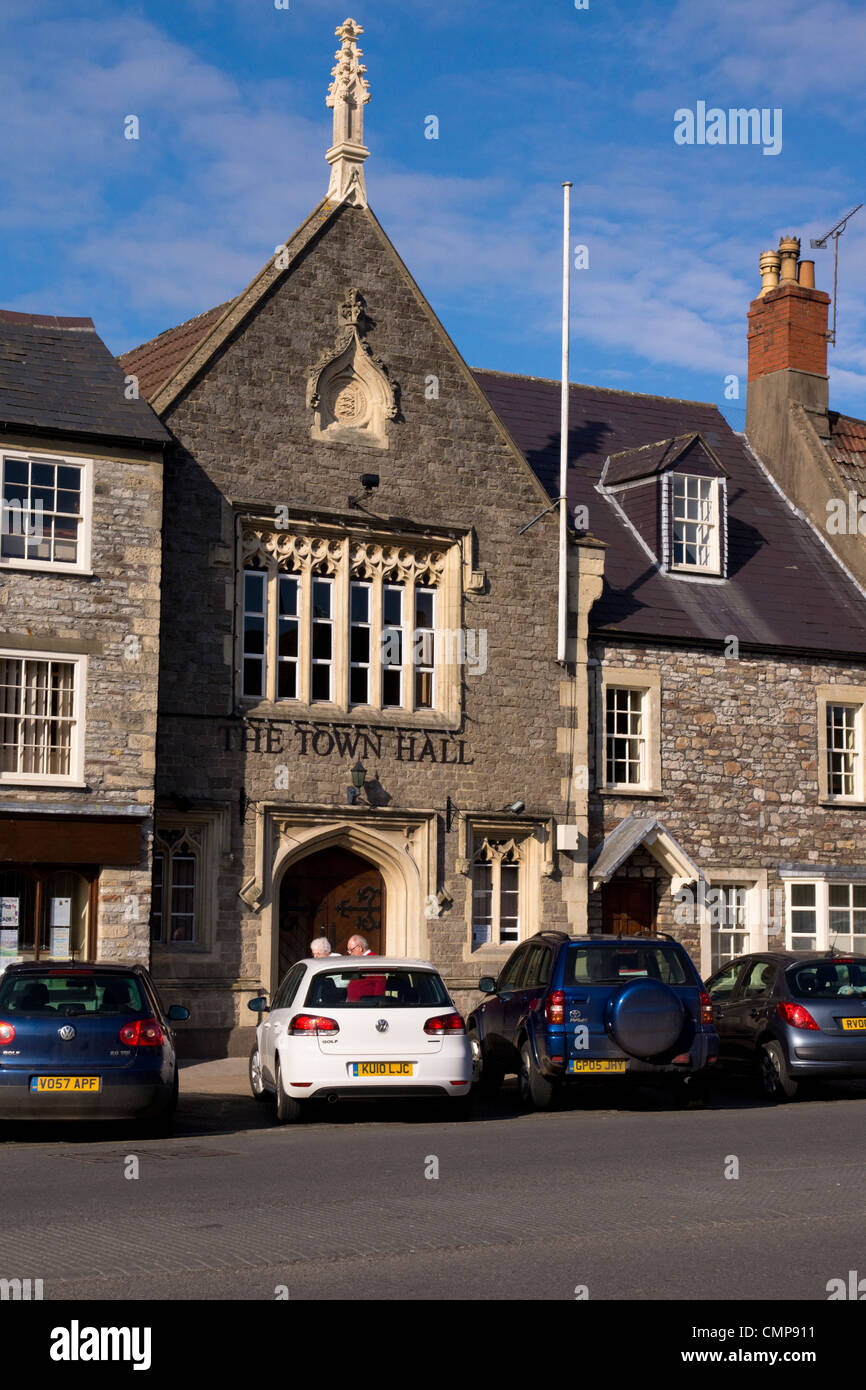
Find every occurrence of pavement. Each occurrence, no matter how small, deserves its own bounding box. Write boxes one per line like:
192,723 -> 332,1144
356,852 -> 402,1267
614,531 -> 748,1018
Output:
178,1057 -> 249,1095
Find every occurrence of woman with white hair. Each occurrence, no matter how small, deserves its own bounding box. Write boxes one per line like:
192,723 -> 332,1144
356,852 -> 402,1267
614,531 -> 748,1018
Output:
309,936 -> 340,957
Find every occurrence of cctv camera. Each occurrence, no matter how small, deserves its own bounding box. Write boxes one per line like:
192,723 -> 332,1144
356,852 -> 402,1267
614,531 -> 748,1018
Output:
506,799 -> 525,815
360,473 -> 380,490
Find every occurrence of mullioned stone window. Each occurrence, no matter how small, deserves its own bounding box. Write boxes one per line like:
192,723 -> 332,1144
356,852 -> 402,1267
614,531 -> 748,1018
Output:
238,524 -> 465,726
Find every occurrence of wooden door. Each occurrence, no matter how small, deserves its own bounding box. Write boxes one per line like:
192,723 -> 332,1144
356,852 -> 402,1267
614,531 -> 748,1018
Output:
602,880 -> 654,936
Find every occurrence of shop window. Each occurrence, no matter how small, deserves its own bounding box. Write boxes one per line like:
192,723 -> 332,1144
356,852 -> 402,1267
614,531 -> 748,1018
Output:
0,866 -> 93,963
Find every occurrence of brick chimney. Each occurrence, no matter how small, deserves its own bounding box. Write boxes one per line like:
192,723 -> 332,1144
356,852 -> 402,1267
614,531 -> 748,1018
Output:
745,234 -> 831,503
747,237 -> 830,388
743,234 -> 866,590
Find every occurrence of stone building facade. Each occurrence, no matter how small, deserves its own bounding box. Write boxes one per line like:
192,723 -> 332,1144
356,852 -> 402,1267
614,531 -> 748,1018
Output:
0,310 -> 168,965
116,18 -> 866,1054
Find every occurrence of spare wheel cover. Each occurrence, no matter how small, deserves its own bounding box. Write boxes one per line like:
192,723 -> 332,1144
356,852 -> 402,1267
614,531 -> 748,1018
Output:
609,979 -> 684,1058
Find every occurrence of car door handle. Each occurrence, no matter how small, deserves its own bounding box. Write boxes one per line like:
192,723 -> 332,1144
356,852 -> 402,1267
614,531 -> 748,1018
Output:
749,1008 -> 765,1020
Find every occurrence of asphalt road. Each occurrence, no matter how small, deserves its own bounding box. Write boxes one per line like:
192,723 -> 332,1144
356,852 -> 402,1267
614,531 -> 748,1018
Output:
1,1072 -> 864,1302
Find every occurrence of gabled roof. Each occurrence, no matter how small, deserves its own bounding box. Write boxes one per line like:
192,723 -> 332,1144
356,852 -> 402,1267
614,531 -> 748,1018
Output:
601,432 -> 728,488
0,310 -> 169,444
113,197 -> 550,511
473,368 -> 866,657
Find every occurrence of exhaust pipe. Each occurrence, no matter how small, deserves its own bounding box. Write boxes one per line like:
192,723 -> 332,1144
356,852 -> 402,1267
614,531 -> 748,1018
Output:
327,1092 -> 339,1104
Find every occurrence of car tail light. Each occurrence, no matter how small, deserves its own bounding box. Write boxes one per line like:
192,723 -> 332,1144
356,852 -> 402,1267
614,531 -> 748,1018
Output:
545,990 -> 565,1025
289,1014 -> 339,1034
700,991 -> 714,1026
424,1013 -> 466,1035
777,1001 -> 820,1031
0,1022 -> 15,1044
119,1018 -> 165,1047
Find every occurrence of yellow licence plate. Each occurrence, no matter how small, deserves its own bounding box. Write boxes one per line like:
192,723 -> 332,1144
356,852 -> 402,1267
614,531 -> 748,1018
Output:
351,1062 -> 413,1077
569,1059 -> 627,1074
30,1076 -> 101,1093
841,1018 -> 866,1031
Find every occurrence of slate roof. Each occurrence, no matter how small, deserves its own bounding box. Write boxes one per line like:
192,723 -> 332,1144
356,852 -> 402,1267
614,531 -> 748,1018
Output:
0,310 -> 169,444
118,301 -> 234,403
110,294 -> 866,658
472,368 -> 866,657
827,411 -> 866,494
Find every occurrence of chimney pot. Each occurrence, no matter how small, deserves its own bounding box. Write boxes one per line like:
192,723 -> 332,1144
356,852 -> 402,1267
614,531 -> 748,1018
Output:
778,235 -> 801,284
797,259 -> 815,288
758,249 -> 782,297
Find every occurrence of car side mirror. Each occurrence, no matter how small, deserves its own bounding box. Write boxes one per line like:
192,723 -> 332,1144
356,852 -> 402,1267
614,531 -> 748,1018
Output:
247,995 -> 270,1013
167,1004 -> 190,1022
478,976 -> 496,994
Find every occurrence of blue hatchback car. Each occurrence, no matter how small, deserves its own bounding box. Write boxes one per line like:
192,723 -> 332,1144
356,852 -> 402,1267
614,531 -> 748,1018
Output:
0,962 -> 189,1131
467,932 -> 718,1108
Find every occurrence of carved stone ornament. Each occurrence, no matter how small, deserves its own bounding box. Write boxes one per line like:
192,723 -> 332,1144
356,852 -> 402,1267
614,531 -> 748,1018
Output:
242,528 -> 443,586
307,288 -> 398,450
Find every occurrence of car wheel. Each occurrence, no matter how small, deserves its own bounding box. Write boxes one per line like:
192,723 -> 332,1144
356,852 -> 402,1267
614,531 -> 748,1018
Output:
759,1041 -> 799,1101
469,1030 -> 504,1096
518,1041 -> 557,1111
670,1074 -> 709,1109
249,1044 -> 269,1102
274,1059 -> 304,1124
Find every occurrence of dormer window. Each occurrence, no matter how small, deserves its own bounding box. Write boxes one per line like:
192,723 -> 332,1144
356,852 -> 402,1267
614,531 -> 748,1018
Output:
599,432 -> 728,581
670,474 -> 721,572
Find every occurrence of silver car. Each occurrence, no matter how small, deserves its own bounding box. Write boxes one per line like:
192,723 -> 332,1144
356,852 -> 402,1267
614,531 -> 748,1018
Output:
706,951 -> 866,1099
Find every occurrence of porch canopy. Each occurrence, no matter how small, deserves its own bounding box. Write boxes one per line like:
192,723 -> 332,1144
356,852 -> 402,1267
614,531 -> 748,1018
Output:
589,813 -> 709,894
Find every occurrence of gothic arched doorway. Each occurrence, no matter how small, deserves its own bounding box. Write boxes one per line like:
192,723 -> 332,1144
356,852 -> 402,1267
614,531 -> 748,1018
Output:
277,846 -> 384,974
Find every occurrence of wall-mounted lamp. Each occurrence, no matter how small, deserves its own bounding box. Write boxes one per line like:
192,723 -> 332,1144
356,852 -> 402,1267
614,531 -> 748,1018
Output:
347,759 -> 367,805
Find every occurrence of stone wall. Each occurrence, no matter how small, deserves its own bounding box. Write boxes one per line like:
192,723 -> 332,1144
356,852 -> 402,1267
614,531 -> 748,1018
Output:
0,436 -> 163,961
590,639 -> 866,965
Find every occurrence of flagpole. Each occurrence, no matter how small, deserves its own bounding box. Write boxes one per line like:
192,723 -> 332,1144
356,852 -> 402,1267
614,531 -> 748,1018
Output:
558,181 -> 572,664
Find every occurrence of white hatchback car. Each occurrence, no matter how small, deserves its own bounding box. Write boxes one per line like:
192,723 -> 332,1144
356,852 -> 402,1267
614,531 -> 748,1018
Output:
247,957 -> 472,1122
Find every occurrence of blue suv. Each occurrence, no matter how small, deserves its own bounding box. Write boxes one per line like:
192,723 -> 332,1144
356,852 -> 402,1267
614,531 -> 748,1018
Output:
467,932 -> 718,1108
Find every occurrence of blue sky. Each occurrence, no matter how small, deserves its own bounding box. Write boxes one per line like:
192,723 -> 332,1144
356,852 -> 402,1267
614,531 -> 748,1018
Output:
1,0 -> 864,428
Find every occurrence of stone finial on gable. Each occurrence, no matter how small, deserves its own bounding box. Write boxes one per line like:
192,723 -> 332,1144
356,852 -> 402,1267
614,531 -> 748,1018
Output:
326,17 -> 371,208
